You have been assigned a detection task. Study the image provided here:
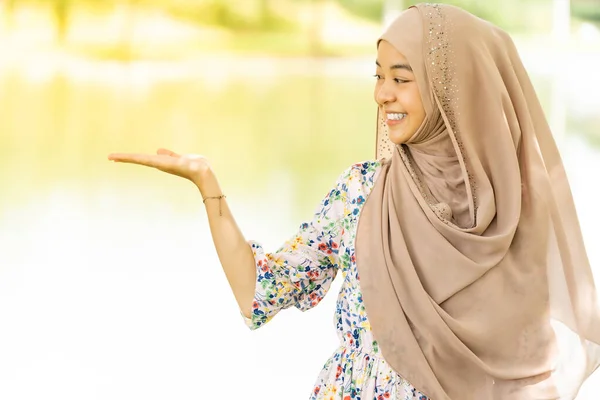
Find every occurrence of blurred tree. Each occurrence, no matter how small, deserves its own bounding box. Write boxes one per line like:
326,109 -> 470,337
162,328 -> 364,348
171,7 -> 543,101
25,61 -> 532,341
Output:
337,0 -> 385,22
4,0 -> 18,15
256,0 -> 293,31
52,0 -> 71,44
2,0 -> 18,29
119,0 -> 139,61
259,0 -> 273,24
7,0 -> 76,43
162,0 -> 293,32
572,0 -> 600,22
309,0 -> 325,55
338,0 -> 554,33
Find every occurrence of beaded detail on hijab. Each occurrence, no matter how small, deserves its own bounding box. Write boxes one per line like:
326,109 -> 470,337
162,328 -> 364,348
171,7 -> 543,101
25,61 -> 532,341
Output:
397,3 -> 478,228
377,111 -> 394,161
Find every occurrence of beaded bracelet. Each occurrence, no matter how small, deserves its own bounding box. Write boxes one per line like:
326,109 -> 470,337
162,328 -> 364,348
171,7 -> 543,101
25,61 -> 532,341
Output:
202,195 -> 226,216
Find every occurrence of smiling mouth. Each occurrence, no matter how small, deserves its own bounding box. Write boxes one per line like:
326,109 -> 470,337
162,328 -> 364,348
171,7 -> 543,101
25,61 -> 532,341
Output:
386,112 -> 407,125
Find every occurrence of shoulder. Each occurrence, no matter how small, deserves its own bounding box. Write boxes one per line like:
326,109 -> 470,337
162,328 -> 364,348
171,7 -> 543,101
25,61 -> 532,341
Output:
312,160 -> 384,222
339,160 -> 383,188
331,159 -> 384,203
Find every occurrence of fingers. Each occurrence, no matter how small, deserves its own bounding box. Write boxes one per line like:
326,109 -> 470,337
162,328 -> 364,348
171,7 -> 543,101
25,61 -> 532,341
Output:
108,153 -> 166,169
157,148 -> 180,157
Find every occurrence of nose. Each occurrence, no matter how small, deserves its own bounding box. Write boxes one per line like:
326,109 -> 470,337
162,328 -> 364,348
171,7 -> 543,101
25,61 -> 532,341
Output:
375,80 -> 395,107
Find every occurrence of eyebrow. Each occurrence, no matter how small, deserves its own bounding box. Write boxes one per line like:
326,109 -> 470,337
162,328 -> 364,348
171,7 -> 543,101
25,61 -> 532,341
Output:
375,60 -> 413,72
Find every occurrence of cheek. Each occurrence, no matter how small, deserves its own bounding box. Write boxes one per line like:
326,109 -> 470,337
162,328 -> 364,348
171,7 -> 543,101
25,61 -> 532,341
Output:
404,87 -> 425,115
403,92 -> 425,129
373,82 -> 383,105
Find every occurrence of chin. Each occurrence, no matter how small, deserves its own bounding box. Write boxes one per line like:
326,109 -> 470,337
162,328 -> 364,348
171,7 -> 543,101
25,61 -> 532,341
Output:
388,131 -> 410,145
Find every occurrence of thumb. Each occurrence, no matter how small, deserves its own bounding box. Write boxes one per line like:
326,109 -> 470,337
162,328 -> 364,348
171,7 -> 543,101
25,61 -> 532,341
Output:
157,148 -> 180,157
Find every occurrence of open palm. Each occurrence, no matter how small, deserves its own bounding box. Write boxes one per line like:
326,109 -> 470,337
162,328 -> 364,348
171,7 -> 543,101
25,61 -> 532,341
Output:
108,148 -> 211,186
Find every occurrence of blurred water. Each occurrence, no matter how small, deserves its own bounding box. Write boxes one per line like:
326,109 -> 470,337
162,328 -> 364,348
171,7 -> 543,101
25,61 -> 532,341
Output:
0,52 -> 599,399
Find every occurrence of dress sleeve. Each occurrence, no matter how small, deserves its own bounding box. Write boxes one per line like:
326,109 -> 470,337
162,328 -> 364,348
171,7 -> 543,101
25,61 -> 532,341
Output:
242,166 -> 354,330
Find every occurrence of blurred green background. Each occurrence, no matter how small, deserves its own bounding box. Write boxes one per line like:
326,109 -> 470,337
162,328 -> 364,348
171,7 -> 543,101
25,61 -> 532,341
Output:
0,1 -> 599,399
1,0 -> 599,220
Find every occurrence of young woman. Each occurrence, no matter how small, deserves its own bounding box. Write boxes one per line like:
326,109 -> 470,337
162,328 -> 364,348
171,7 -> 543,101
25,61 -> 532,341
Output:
108,4 -> 600,399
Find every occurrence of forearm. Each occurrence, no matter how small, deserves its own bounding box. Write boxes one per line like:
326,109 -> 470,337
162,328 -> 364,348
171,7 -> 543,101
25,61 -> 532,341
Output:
195,170 -> 257,319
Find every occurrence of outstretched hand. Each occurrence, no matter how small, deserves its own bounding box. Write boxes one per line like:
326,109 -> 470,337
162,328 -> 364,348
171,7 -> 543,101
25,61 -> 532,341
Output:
108,148 -> 212,187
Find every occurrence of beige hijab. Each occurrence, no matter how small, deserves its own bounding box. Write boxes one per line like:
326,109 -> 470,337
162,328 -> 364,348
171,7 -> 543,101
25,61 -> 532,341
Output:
356,4 -> 600,399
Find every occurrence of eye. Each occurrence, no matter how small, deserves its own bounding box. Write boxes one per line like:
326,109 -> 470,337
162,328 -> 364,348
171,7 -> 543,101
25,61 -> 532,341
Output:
394,78 -> 409,84
373,74 -> 382,80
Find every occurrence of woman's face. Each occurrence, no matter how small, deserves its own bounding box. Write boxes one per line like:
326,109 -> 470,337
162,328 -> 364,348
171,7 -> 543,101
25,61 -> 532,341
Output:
374,40 -> 425,144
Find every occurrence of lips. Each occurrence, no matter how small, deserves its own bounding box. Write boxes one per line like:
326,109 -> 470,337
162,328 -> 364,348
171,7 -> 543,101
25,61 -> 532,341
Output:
386,118 -> 405,126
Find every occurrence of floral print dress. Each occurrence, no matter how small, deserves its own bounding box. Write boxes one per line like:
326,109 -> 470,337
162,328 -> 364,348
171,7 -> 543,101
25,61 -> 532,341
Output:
243,161 -> 430,400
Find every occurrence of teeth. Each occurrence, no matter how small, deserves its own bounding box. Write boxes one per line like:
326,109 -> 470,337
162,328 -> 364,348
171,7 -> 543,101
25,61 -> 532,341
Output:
387,113 -> 407,120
